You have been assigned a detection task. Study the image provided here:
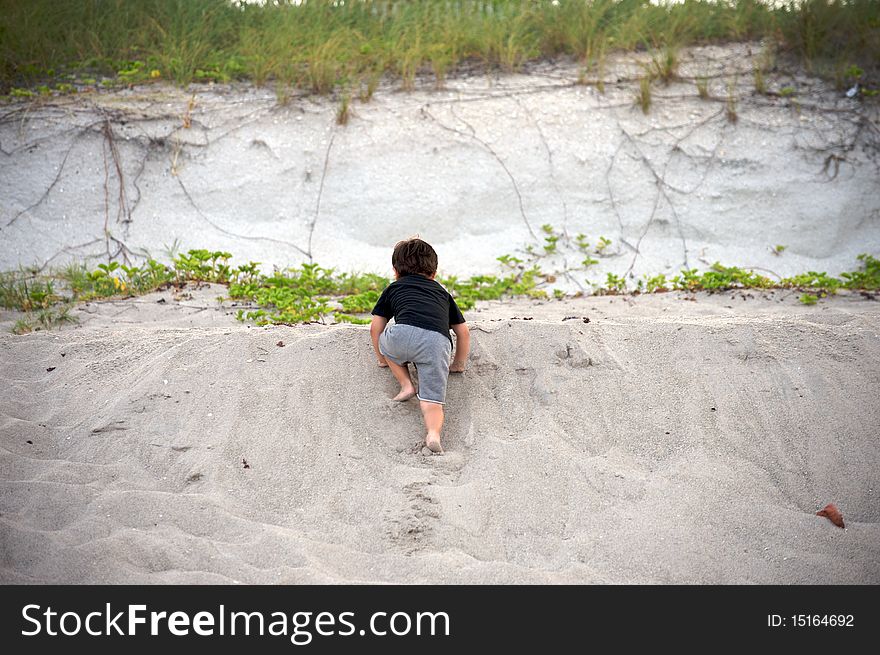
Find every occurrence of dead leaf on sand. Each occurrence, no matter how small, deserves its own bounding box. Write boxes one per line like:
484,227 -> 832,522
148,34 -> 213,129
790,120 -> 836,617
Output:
276,340 -> 284,347
816,503 -> 845,529
242,458 -> 250,469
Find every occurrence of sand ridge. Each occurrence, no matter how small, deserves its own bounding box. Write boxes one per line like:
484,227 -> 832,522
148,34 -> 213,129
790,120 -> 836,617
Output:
2,291 -> 878,583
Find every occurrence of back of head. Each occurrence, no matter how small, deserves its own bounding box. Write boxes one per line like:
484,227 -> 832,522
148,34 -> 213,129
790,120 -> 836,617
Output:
392,238 -> 438,277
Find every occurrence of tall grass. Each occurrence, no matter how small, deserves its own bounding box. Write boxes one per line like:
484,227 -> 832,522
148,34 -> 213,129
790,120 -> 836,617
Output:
0,1 -> 877,94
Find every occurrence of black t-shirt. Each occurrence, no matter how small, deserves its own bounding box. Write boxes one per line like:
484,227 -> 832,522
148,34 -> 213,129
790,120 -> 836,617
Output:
371,274 -> 466,343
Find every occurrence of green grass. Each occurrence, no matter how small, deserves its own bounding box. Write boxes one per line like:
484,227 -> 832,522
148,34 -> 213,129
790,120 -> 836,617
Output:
695,74 -> 709,99
636,73 -> 652,113
1,1 -> 877,97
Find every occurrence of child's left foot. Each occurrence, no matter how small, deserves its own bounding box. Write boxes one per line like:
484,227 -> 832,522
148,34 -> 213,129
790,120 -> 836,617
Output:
393,385 -> 416,401
425,432 -> 443,453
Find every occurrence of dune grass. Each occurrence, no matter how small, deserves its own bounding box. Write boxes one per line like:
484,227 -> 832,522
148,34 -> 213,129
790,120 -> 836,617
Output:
0,1 -> 877,98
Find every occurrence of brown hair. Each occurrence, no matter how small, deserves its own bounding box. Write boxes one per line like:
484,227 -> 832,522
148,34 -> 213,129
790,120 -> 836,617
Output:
392,237 -> 438,278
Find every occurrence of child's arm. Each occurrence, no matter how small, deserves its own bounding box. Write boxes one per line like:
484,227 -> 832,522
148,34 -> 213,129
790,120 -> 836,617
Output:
370,315 -> 389,367
449,322 -> 470,373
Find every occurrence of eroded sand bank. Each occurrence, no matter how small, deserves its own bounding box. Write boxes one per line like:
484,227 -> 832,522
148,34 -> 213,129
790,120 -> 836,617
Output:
2,42 -> 879,285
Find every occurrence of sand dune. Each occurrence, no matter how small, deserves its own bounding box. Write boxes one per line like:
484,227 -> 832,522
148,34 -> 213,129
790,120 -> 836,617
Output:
2,289 -> 878,583
3,43 -> 878,283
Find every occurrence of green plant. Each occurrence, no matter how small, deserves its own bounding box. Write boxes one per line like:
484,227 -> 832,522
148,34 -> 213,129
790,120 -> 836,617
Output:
0,271 -> 59,310
595,236 -> 612,255
780,271 -> 842,291
340,290 -> 380,314
695,76 -> 709,100
12,303 -> 77,334
650,45 -> 679,85
358,68 -> 382,103
841,254 -> 880,289
497,254 -> 523,268
173,249 -> 233,283
645,273 -> 669,293
669,263 -> 773,292
600,272 -> 626,294
772,244 -> 786,255
726,79 -> 738,123
844,64 -> 864,80
541,224 -> 560,253
336,92 -> 352,125
799,293 -> 819,305
637,74 -> 652,114
753,65 -> 765,94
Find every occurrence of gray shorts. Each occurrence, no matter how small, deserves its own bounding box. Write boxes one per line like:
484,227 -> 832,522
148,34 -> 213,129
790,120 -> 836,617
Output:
379,322 -> 452,404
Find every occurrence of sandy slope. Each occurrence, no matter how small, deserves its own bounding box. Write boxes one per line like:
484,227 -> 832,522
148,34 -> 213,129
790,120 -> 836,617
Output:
2,289 -> 879,583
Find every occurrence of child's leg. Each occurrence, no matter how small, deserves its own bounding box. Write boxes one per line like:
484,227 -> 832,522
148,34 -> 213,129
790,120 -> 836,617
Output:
420,401 -> 444,453
386,359 -> 416,401
379,323 -> 416,401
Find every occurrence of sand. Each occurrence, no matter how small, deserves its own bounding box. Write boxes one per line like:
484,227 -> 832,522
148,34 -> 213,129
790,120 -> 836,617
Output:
2,42 -> 879,285
2,39 -> 879,584
2,287 -> 878,584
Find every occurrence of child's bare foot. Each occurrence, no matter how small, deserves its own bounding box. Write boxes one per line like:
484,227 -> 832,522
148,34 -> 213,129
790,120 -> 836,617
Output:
377,358 -> 389,368
425,432 -> 443,453
449,360 -> 466,373
393,384 -> 416,401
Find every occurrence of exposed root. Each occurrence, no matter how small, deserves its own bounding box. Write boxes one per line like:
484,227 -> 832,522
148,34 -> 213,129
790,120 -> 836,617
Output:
421,104 -> 537,241
308,127 -> 337,262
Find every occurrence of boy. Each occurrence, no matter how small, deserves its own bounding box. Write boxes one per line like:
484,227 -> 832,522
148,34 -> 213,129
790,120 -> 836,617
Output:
370,238 -> 470,454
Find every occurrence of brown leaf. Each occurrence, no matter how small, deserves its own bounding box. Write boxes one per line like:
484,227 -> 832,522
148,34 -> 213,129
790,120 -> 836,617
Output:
242,458 -> 250,469
816,503 -> 845,529
46,367 -> 56,372
276,340 -> 284,347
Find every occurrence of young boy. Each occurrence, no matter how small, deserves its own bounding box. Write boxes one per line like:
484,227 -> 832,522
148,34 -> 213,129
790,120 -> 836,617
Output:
370,238 -> 470,454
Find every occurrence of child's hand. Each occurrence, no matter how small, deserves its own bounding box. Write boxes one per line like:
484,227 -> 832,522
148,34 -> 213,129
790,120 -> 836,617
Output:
377,356 -> 389,368
449,359 -> 466,374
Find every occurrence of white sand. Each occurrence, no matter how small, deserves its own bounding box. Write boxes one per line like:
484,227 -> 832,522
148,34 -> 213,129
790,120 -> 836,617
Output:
2,42 -> 878,286
2,288 -> 878,583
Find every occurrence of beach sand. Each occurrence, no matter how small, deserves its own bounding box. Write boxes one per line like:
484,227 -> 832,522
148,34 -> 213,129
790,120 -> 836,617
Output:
2,287 -> 878,583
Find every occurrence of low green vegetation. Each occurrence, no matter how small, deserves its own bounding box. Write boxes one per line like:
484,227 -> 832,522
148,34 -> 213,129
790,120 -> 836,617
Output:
2,248 -> 878,333
0,270 -> 77,334
1,1 -> 877,99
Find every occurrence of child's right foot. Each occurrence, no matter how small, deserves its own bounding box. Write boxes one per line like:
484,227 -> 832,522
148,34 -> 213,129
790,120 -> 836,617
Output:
425,432 -> 443,453
393,385 -> 416,401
